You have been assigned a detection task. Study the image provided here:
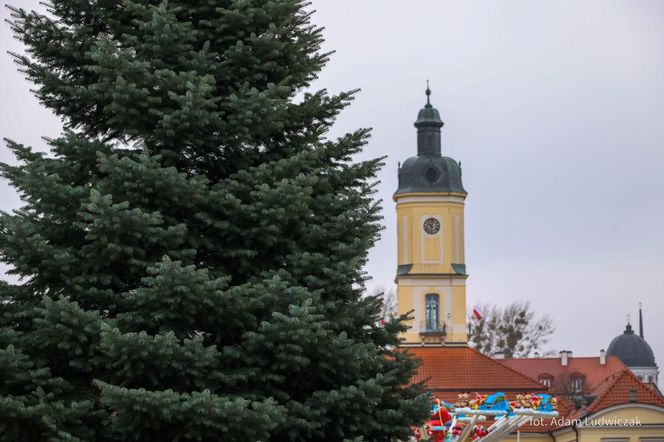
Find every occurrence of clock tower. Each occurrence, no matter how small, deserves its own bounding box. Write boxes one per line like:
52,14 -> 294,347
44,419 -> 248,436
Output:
394,86 -> 468,346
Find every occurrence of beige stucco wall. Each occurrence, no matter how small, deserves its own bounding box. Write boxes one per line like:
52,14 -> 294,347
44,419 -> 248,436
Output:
394,192 -> 468,344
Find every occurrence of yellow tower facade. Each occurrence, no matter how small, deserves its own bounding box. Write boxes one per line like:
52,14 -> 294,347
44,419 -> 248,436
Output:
395,87 -> 468,346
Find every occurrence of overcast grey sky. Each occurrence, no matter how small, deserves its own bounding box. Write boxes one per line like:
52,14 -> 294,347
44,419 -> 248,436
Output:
308,0 -> 664,365
2,2 -> 663,369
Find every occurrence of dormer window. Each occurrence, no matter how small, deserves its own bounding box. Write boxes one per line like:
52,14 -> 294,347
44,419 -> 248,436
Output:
538,374 -> 553,387
571,376 -> 584,392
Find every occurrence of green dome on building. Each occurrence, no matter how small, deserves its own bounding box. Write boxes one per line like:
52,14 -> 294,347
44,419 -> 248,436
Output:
607,323 -> 656,368
395,85 -> 466,195
414,104 -> 444,128
396,155 -> 465,194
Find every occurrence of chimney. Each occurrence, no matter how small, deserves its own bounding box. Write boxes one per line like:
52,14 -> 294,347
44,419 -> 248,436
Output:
599,349 -> 606,365
560,350 -> 571,366
494,350 -> 505,360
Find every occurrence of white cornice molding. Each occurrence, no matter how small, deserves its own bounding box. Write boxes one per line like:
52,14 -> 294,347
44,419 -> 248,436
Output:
395,194 -> 466,204
585,403 -> 664,421
397,278 -> 467,287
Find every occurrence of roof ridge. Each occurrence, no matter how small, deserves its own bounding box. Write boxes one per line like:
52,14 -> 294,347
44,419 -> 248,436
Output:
470,347 -> 545,389
407,347 -> 551,393
584,377 -> 621,415
591,371 -> 625,395
620,369 -> 664,406
586,369 -> 664,415
504,357 -> 562,361
505,355 -> 623,361
588,369 -> 628,412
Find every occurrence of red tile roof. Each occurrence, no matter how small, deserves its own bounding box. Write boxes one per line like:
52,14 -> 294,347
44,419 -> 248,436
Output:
584,369 -> 664,416
406,347 -> 664,434
407,347 -> 548,399
501,355 -> 626,392
405,347 -> 557,433
515,369 -> 664,433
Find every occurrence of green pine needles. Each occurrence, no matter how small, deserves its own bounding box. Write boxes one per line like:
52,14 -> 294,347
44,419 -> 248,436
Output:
0,1 -> 428,440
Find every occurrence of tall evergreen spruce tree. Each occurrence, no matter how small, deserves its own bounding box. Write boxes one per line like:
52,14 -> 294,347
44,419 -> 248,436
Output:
0,1 -> 428,440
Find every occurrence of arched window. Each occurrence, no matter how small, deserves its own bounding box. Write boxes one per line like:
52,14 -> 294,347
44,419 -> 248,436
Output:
425,294 -> 440,331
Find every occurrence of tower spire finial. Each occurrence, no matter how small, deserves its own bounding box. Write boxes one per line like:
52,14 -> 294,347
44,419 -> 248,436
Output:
639,302 -> 644,338
414,83 -> 444,155
624,313 -> 634,334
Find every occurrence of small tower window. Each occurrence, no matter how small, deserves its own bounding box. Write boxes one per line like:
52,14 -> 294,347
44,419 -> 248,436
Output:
425,294 -> 440,331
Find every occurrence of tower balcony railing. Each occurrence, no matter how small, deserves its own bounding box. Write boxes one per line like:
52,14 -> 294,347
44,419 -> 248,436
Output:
419,321 -> 446,336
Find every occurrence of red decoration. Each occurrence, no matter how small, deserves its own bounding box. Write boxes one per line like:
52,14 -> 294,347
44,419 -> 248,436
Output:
471,424 -> 489,439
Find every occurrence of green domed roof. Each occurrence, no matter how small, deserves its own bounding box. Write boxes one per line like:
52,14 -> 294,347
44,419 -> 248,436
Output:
607,323 -> 657,368
415,105 -> 444,128
396,155 -> 466,194
395,85 -> 466,195
414,84 -> 444,128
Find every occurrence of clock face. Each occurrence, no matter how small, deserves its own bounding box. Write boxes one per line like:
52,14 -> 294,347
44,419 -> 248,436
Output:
423,217 -> 440,235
